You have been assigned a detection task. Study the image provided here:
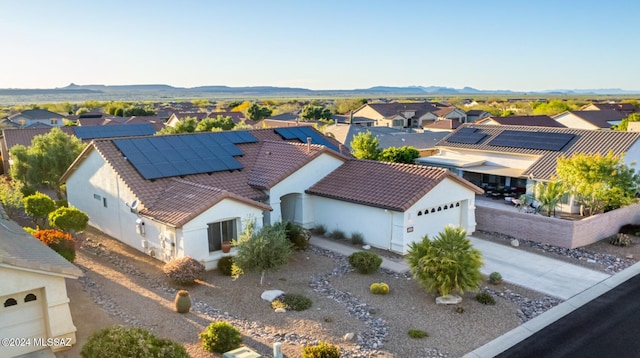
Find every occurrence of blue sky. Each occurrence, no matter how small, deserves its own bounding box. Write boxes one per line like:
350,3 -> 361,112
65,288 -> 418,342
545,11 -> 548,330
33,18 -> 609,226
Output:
1,0 -> 638,91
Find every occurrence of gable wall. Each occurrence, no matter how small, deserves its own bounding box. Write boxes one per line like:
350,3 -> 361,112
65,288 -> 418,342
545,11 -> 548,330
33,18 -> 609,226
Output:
554,113 -> 598,130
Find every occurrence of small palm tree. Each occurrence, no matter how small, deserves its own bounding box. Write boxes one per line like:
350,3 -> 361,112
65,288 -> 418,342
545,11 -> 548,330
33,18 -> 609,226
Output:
534,181 -> 566,217
406,226 -> 483,296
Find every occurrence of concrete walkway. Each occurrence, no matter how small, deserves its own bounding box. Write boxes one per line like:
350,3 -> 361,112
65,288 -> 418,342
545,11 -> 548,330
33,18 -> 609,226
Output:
311,235 -> 610,300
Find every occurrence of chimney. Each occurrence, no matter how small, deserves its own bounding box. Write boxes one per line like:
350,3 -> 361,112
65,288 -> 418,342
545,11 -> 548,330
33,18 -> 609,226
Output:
306,137 -> 312,153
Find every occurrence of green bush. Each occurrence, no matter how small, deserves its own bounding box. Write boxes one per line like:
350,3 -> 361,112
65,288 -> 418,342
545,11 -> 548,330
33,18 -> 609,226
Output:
350,232 -> 365,245
610,233 -> 633,247
163,256 -> 205,285
200,321 -> 243,353
80,326 -> 188,358
301,341 -> 341,358
55,199 -> 69,208
272,293 -> 313,311
476,292 -> 496,305
331,229 -> 347,241
489,272 -> 503,285
407,329 -> 429,339
348,251 -> 382,274
313,224 -> 326,235
285,222 -> 311,250
217,256 -> 234,276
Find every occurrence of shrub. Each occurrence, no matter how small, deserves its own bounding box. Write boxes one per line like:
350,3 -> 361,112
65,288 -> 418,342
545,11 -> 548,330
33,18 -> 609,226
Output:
199,321 -> 243,353
489,272 -> 503,285
48,206 -> 89,234
313,224 -> 326,235
301,341 -> 341,358
217,256 -> 234,276
370,282 -> 389,294
476,292 -> 496,305
272,293 -> 313,311
285,222 -> 311,250
407,329 -> 429,339
33,229 -> 76,262
610,233 -> 633,247
23,192 -> 56,227
163,257 -> 205,285
80,326 -> 188,358
55,199 -> 69,208
331,229 -> 347,241
351,232 -> 365,246
348,251 -> 382,274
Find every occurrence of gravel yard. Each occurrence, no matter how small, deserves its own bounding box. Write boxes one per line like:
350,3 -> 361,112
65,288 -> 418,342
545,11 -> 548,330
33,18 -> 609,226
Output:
54,227 -> 569,358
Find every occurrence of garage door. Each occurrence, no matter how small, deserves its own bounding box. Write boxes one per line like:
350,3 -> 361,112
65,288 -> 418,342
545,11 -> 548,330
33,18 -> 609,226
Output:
0,289 -> 46,357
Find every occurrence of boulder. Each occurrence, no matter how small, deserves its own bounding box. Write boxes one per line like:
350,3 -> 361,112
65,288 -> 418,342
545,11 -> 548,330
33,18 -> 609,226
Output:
436,294 -> 462,305
343,332 -> 355,341
261,289 -> 285,302
274,308 -> 287,313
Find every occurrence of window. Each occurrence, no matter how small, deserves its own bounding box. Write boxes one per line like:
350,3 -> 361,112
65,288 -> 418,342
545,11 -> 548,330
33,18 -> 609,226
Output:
24,294 -> 37,302
392,119 -> 404,127
207,219 -> 237,252
93,194 -> 101,200
103,197 -> 108,208
51,119 -> 58,125
4,298 -> 17,307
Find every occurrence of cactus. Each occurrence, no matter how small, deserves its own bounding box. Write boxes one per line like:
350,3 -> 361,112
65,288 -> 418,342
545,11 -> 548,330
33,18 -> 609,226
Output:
174,290 -> 191,313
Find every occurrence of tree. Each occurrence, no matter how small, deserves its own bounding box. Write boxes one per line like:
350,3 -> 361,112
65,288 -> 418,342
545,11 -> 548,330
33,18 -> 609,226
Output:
196,115 -> 235,132
531,100 -> 576,116
406,226 -> 483,296
23,192 -> 56,227
232,220 -> 293,285
49,206 -> 89,234
247,104 -> 272,121
350,131 -> 381,160
333,98 -> 367,114
612,113 -> 640,131
556,151 -> 640,216
157,117 -> 198,135
300,105 -> 332,121
9,127 -> 85,198
0,177 -> 24,217
534,181 -> 566,217
379,146 -> 420,164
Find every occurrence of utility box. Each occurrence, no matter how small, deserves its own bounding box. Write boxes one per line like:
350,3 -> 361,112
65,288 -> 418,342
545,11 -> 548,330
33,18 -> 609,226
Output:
222,347 -> 262,358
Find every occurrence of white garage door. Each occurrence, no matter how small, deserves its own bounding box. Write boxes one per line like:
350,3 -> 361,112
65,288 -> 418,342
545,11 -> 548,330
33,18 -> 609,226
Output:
0,289 -> 46,357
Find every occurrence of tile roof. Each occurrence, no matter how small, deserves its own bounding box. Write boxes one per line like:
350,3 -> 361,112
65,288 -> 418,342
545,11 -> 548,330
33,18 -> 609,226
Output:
3,127 -> 76,149
67,128 -> 350,227
8,109 -> 64,120
361,102 -> 440,119
479,115 -> 566,127
556,110 -> 626,128
424,119 -> 462,129
436,124 -> 640,180
0,205 -> 82,277
306,160 -> 483,212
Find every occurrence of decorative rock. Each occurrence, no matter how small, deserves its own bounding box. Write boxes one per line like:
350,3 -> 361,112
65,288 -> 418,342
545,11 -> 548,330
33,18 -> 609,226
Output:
343,332 -> 355,341
362,245 -> 371,250
261,289 -> 285,302
274,308 -> 287,313
511,239 -> 520,247
436,294 -> 462,305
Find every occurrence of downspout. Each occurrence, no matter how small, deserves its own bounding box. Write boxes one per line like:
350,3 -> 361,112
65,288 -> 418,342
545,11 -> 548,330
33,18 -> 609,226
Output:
385,209 -> 393,250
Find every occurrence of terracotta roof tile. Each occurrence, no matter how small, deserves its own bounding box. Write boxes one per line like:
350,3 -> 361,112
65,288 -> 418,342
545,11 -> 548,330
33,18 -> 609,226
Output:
480,115 -> 566,127
306,160 -> 482,212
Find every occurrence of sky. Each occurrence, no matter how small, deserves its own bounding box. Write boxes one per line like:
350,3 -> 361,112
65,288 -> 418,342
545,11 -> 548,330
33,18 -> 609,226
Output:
1,0 -> 639,91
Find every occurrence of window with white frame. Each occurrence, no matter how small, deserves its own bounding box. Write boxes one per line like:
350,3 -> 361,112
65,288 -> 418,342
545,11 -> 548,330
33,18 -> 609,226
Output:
207,219 -> 237,252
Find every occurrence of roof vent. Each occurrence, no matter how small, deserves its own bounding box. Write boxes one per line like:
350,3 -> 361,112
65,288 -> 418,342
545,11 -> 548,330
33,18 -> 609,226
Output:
306,137 -> 312,153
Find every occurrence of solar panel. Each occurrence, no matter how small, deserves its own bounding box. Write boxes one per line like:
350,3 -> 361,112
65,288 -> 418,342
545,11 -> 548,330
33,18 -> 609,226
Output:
114,131 -> 257,180
489,130 -> 575,151
274,127 -> 339,151
74,123 -> 156,139
447,128 -> 487,144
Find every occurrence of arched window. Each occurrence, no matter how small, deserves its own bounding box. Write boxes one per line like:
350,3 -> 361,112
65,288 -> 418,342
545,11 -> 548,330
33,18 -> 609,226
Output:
424,209 -> 429,215
437,207 -> 442,211
431,208 -> 436,213
24,294 -> 37,302
450,204 -> 454,209
4,298 -> 17,307
455,202 -> 460,207
444,205 -> 448,210
417,211 -> 422,216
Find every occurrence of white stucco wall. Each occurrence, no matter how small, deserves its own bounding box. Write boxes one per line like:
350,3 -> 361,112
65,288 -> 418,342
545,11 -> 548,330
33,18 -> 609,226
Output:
0,267 -> 77,350
554,113 -> 598,130
267,153 -> 345,227
439,148 -> 540,169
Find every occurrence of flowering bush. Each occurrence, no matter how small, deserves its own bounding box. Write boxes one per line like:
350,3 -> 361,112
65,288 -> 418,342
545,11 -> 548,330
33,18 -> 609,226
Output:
33,229 -> 76,262
163,257 -> 205,285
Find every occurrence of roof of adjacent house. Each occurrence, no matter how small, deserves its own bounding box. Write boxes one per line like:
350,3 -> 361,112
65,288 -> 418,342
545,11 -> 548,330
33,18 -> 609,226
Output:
359,102 -> 440,119
323,124 -> 448,150
3,127 -> 76,150
478,115 -> 566,128
424,119 -> 462,130
436,124 -> 640,180
306,160 -> 483,212
0,205 -> 82,278
555,110 -> 627,128
8,109 -> 64,121
581,103 -> 640,113
64,128 -> 350,227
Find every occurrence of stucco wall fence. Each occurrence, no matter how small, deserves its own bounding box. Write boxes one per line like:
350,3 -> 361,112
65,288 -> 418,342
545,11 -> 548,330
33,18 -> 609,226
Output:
476,204 -> 640,248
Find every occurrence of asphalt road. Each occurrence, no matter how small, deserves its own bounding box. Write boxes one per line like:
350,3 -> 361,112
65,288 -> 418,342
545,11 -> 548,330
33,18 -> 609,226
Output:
496,273 -> 640,358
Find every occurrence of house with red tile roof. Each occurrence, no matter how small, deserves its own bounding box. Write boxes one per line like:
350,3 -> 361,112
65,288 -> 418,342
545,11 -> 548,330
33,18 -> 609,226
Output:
580,102 -> 640,115
352,101 -> 466,129
61,128 -> 482,266
552,110 -> 626,130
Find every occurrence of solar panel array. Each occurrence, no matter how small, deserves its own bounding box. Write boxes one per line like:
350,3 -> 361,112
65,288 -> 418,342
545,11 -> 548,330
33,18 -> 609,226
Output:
74,123 -> 156,139
489,130 -> 575,151
113,131 -> 258,180
446,127 -> 488,144
274,127 -> 339,151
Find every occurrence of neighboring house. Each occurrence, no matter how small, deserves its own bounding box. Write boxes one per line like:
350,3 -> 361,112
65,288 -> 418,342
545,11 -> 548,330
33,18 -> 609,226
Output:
0,206 -> 82,356
0,124 -> 157,174
7,109 -> 65,128
417,124 -> 640,214
423,119 -> 462,132
580,102 -> 640,115
324,124 -> 448,152
61,127 -> 481,267
465,109 -> 492,123
476,115 -> 566,128
262,112 -> 374,128
553,110 -> 626,130
352,101 -> 464,128
165,111 -> 250,128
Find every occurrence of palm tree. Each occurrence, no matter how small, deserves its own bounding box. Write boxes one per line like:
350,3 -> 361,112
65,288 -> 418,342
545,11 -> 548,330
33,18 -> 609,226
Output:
406,226 -> 483,296
534,181 -> 566,217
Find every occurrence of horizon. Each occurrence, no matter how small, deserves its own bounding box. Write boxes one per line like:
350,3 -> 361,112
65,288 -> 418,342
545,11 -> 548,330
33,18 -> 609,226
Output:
2,0 -> 639,91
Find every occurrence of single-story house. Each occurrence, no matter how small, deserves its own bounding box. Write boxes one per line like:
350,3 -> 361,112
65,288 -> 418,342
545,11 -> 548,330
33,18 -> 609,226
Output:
0,206 -> 82,356
7,109 -> 66,128
552,110 -> 626,130
475,115 -> 566,128
61,127 -> 482,268
352,101 -> 465,128
580,102 -> 639,115
416,124 -> 640,214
